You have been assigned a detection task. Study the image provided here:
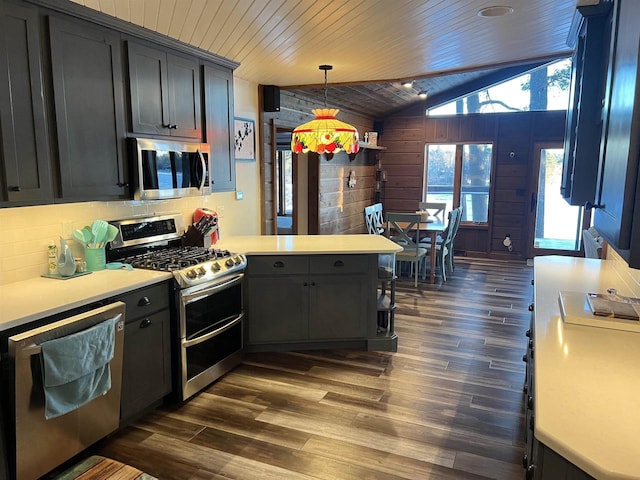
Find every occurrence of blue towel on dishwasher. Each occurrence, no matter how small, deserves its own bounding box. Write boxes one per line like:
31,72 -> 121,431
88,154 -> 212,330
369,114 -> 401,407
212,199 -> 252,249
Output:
40,315 -> 119,420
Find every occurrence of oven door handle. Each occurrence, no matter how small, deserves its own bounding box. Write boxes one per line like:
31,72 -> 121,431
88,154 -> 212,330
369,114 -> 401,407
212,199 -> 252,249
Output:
181,274 -> 243,304
182,313 -> 244,348
197,149 -> 206,191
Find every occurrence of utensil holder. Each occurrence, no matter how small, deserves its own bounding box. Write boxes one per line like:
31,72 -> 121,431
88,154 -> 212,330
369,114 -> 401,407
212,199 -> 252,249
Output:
85,247 -> 106,271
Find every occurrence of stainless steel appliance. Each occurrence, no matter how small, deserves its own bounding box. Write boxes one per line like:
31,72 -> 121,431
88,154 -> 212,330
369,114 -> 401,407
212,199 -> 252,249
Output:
8,302 -> 126,480
108,213 -> 246,401
131,137 -> 212,200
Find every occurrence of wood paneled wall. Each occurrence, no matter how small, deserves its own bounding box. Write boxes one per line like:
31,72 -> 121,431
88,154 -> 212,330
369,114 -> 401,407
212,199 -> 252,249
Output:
379,109 -> 566,259
260,87 -> 376,235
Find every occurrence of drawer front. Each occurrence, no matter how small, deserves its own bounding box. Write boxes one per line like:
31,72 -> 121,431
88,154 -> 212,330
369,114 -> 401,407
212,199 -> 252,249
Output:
248,255 -> 309,275
310,254 -> 369,274
117,282 -> 170,321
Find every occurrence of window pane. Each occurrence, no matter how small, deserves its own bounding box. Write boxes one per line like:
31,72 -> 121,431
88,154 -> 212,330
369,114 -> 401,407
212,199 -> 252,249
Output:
461,144 -> 492,223
428,58 -> 571,115
426,144 -> 455,213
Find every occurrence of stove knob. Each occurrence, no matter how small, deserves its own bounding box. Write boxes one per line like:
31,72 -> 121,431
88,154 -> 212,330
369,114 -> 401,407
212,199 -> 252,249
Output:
233,256 -> 242,265
197,266 -> 206,276
186,269 -> 197,279
211,262 -> 221,272
225,258 -> 235,267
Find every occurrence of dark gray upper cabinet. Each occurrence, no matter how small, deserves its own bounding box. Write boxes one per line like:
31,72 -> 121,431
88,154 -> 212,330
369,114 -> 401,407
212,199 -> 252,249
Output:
561,4 -> 611,206
0,1 -> 52,205
127,41 -> 202,139
203,63 -> 235,192
49,15 -> 128,201
594,0 -> 640,266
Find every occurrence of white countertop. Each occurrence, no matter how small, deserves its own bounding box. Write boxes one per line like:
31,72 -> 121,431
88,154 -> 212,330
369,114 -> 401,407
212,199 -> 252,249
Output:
0,269 -> 171,332
534,256 -> 640,479
216,234 -> 403,255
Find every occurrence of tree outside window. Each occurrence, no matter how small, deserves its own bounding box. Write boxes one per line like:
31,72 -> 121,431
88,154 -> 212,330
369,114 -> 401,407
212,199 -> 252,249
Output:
425,143 -> 493,223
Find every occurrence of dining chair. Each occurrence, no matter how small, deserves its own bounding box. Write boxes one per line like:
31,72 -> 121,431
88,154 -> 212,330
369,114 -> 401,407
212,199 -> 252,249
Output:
418,202 -> 447,223
364,203 -> 384,235
447,205 -> 464,273
386,212 -> 428,287
420,207 -> 459,282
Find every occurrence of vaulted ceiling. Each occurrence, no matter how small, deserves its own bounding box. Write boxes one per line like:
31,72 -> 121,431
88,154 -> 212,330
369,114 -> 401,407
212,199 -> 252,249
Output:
70,0 -> 577,117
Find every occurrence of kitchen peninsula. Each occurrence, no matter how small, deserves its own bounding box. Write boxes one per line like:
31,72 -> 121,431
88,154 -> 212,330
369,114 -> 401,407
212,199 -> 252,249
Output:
216,234 -> 402,352
528,256 -> 640,479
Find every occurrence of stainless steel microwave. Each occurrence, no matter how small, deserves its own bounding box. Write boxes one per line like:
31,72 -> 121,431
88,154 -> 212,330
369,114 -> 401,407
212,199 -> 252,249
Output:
131,138 -> 211,200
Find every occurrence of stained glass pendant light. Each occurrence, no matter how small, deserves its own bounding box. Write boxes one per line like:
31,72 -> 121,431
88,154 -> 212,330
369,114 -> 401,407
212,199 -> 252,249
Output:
291,65 -> 359,156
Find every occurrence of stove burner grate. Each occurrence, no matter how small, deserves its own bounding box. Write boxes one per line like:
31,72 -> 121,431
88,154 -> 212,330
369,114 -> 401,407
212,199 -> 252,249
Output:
118,247 -> 233,272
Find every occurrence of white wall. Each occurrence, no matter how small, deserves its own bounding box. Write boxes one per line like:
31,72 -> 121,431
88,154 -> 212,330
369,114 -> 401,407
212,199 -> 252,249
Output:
0,77 -> 261,286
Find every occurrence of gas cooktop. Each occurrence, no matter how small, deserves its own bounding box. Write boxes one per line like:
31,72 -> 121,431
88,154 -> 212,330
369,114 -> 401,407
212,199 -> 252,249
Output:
107,213 -> 246,288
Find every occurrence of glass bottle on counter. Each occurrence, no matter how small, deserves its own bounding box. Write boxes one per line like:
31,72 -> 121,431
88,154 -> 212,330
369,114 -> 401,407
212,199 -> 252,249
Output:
47,242 -> 58,274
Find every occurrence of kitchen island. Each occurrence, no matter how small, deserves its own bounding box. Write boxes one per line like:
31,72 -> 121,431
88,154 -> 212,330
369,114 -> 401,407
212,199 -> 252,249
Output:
216,234 -> 402,352
530,256 -> 640,479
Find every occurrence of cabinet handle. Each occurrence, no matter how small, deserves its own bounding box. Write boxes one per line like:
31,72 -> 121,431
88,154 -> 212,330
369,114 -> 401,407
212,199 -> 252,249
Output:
531,279 -> 534,285
523,384 -> 528,394
117,182 -> 129,188
522,354 -> 527,363
8,185 -> 20,192
138,296 -> 151,306
310,282 -> 316,286
333,260 -> 344,267
585,201 -> 605,211
528,304 -> 534,311
525,464 -> 535,480
170,124 -> 177,129
527,395 -> 533,410
525,329 -> 531,338
303,282 -> 308,287
139,318 -> 152,329
522,454 -> 528,468
273,261 -> 285,268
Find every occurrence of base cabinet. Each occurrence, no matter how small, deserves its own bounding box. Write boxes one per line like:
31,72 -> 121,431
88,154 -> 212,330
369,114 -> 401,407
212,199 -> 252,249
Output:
114,282 -> 172,424
246,254 -> 375,347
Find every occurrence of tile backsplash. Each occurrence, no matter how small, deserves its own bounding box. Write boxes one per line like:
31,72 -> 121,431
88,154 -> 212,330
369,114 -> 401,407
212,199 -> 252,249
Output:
0,195 -> 246,285
606,246 -> 640,296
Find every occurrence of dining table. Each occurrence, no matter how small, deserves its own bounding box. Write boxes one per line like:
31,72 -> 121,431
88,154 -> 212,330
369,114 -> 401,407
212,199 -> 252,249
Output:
389,213 -> 446,284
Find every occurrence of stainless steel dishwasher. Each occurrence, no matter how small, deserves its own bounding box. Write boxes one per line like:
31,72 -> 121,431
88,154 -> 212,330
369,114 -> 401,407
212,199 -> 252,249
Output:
8,302 -> 126,480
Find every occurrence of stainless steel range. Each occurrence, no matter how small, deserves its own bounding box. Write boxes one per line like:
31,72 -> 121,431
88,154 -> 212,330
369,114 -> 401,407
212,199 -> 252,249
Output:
107,213 -> 246,401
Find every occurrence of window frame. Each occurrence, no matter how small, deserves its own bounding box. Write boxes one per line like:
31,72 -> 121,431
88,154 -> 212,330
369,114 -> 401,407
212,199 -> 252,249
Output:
423,142 -> 495,226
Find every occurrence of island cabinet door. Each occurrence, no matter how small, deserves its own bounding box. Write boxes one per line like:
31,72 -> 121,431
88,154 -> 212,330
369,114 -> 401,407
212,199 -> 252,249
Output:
308,273 -> 368,339
307,254 -> 372,340
246,256 -> 310,343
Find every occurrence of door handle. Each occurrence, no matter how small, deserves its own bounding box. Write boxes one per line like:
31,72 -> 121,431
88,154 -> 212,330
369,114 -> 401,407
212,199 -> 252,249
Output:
334,260 -> 344,267
530,192 -> 536,213
273,261 -> 285,268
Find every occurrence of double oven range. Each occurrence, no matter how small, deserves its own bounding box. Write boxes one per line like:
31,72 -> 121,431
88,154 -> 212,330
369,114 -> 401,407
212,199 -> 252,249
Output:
107,213 -> 246,401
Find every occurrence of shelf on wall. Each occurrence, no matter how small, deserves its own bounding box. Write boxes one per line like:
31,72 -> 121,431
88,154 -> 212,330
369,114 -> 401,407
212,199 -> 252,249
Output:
358,141 -> 386,150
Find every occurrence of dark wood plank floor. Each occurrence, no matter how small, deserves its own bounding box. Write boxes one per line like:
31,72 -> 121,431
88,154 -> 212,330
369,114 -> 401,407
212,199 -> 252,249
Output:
93,258 -> 532,480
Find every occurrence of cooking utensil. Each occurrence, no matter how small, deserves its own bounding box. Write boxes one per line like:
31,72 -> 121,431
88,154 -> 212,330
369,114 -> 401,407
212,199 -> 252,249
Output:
91,220 -> 108,248
82,226 -> 94,247
105,224 -> 119,244
106,262 -> 133,271
73,229 -> 87,246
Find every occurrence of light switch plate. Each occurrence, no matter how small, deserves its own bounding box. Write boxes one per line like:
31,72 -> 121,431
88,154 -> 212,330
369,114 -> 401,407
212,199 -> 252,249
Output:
235,190 -> 244,200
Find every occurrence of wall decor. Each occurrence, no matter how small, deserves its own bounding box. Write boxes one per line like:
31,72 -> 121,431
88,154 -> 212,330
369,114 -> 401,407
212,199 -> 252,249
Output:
234,118 -> 255,161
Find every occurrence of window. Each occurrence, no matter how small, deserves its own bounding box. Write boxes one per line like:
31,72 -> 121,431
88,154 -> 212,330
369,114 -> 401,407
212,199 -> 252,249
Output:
276,151 -> 293,216
425,143 -> 493,223
428,58 -> 571,116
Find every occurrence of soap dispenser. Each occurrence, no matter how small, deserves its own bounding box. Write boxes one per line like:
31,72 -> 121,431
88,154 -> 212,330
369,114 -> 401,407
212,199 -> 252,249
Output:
57,237 -> 76,277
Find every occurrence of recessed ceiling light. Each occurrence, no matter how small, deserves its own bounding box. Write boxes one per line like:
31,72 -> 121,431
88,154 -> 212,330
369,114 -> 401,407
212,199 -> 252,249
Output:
478,5 -> 514,17
418,91 -> 428,99
402,80 -> 414,89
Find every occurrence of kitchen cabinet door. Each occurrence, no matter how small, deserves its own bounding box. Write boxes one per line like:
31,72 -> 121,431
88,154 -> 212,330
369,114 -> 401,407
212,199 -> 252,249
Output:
0,1 -> 52,205
594,0 -> 640,266
120,309 -> 172,422
203,63 -> 235,192
116,282 -> 172,423
309,273 -> 368,339
49,16 -> 127,201
127,41 -> 201,139
560,5 -> 611,206
247,274 -> 309,343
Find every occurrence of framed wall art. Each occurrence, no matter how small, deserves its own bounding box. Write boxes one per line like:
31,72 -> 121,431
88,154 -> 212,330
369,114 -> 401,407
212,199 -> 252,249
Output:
233,117 -> 255,161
